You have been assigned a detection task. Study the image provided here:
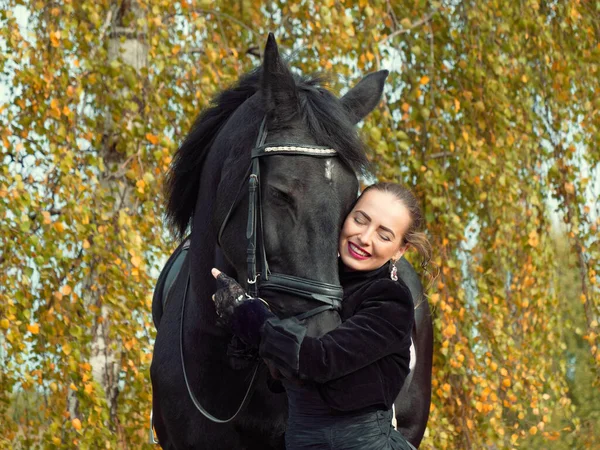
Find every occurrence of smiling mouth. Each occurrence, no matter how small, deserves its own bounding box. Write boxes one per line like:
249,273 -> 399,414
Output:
348,242 -> 371,260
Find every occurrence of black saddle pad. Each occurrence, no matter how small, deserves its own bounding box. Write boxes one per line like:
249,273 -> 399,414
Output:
153,238 -> 190,328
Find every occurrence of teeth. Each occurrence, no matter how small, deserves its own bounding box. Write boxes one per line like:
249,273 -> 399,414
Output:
350,243 -> 369,257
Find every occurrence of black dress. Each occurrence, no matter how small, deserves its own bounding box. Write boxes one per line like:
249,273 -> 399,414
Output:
258,261 -> 416,450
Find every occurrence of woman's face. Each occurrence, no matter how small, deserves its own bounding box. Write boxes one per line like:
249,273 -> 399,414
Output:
339,189 -> 411,272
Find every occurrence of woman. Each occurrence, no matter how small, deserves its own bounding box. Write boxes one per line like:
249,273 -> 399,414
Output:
212,182 -> 431,450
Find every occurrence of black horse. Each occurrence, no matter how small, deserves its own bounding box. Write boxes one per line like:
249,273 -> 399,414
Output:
151,35 -> 432,449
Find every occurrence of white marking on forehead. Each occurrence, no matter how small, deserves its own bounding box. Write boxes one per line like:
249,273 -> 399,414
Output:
325,160 -> 333,181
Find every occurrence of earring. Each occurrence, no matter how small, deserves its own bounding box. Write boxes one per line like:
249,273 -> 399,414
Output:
390,260 -> 398,281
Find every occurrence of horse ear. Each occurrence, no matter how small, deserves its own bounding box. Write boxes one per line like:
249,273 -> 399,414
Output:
262,33 -> 298,118
340,70 -> 389,124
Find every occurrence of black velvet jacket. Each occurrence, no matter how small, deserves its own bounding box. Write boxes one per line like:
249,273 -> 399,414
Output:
259,261 -> 414,413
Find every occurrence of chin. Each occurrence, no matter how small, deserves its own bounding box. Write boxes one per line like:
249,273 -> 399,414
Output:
340,253 -> 368,271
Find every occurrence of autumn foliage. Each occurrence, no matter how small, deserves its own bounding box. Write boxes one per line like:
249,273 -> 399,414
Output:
1,0 -> 598,448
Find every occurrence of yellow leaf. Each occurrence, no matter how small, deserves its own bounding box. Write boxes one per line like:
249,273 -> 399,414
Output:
564,182 -> 575,194
442,322 -> 456,338
570,7 -> 579,20
63,343 -> 72,355
146,133 -> 159,145
454,98 -> 460,112
61,285 -> 72,296
50,31 -> 61,47
69,382 -> 77,391
171,45 -> 181,55
27,323 -> 40,334
131,255 -> 142,268
420,76 -> 430,85
528,230 -> 539,248
72,418 -> 82,431
42,211 -> 51,224
136,179 -> 145,193
521,74 -> 528,83
84,383 -> 93,394
529,425 -> 538,435
1,318 -> 10,329
54,222 -> 65,232
82,240 -> 90,249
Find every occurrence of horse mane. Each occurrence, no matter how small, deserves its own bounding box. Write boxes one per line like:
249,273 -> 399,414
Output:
166,67 -> 369,237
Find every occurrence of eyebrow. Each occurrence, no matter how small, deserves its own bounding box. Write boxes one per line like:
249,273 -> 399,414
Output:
356,210 -> 396,238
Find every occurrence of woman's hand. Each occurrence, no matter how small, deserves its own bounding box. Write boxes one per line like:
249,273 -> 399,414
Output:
210,268 -> 275,347
211,268 -> 247,329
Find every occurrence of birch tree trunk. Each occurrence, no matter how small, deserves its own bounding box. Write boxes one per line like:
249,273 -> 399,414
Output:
69,0 -> 148,433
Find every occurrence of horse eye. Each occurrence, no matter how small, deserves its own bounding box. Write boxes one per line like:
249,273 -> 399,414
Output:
268,186 -> 293,205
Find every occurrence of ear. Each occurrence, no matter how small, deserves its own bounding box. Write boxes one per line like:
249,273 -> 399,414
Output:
340,70 -> 389,124
261,33 -> 299,119
393,244 -> 408,262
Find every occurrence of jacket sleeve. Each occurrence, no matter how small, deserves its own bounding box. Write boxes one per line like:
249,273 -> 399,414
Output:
259,279 -> 414,383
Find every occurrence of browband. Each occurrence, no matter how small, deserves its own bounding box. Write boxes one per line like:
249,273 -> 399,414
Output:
252,144 -> 337,158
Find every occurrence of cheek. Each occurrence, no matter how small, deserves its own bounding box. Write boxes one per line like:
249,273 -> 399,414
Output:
375,241 -> 395,258
340,218 -> 353,240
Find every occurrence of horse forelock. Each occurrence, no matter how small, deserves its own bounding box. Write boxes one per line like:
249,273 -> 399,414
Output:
296,76 -> 369,174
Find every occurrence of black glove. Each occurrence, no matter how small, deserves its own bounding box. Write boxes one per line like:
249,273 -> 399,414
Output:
212,269 -> 247,329
211,269 -> 275,346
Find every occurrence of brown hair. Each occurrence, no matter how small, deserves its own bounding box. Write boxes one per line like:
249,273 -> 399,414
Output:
361,182 -> 432,269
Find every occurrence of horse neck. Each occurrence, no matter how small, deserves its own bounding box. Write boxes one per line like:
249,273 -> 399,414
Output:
187,153 -> 225,310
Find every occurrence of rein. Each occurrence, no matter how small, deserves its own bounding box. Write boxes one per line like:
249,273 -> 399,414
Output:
180,117 -> 345,425
179,274 -> 259,424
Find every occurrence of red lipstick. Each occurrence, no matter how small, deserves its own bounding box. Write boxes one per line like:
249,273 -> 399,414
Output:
348,242 -> 371,260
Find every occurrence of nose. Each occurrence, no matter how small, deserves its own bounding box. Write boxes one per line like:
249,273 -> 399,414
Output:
357,228 -> 373,247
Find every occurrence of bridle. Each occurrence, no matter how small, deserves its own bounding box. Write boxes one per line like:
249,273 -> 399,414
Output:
178,118 -> 346,427
217,117 -> 344,320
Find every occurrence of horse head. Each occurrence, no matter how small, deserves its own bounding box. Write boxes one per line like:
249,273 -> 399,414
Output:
212,35 -> 388,334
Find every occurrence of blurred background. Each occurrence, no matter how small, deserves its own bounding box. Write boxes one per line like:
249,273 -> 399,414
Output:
0,0 -> 598,448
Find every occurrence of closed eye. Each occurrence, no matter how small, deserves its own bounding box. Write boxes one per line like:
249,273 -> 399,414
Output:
268,186 -> 294,206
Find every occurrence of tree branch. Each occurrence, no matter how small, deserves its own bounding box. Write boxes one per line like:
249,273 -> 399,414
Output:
379,11 -> 436,46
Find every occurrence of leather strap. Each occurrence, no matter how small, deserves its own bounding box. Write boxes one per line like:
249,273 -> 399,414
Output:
180,273 -> 259,423
259,273 -> 343,308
